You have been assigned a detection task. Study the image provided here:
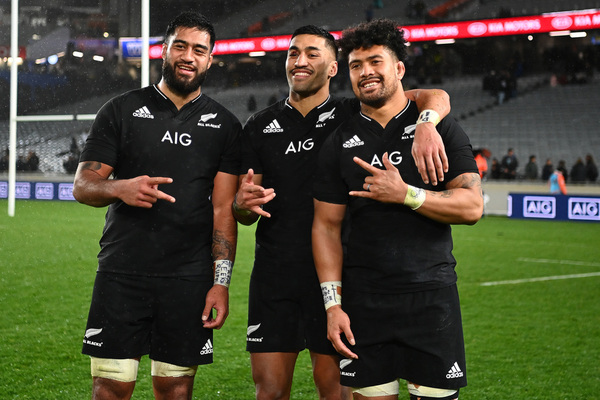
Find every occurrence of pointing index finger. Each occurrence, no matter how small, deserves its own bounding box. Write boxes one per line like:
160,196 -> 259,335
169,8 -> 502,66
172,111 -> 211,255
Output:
148,177 -> 173,185
352,156 -> 377,174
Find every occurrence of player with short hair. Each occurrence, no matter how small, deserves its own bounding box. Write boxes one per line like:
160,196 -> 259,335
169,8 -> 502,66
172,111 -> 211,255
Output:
73,11 -> 240,399
312,19 -> 483,400
233,24 -> 452,400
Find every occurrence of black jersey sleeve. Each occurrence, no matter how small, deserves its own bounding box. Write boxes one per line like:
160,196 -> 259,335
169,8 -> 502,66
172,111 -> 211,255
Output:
240,114 -> 263,175
313,129 -> 349,205
218,113 -> 242,176
438,116 -> 479,185
80,97 -> 122,168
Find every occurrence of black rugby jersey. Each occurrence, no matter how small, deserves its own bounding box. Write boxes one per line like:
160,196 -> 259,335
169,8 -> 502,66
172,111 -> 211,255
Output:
241,96 -> 358,273
314,100 -> 478,293
80,85 -> 241,277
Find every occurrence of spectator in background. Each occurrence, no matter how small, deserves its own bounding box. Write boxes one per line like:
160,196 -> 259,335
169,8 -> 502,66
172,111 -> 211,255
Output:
500,148 -> 518,179
1,147 -> 9,171
541,158 -> 554,181
474,148 -> 490,179
490,157 -> 501,179
570,157 -> 586,183
585,154 -> 598,182
25,151 -> 39,171
524,155 -> 538,180
549,169 -> 567,195
557,160 -> 569,183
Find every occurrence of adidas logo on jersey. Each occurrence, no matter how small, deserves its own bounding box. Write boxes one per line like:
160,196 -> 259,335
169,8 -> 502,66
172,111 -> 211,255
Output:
342,135 -> 364,148
446,362 -> 464,379
200,339 -> 213,355
133,106 -> 154,119
263,119 -> 284,133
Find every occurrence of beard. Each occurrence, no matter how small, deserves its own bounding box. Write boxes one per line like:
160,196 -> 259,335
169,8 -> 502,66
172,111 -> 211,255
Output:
162,61 -> 207,96
355,76 -> 399,108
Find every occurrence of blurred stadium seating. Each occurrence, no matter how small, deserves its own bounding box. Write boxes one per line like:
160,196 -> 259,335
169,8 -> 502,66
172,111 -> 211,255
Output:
1,0 -> 599,179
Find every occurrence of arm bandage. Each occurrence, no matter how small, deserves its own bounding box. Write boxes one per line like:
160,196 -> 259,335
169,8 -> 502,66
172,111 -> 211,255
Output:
416,109 -> 441,126
404,185 -> 426,210
214,260 -> 233,288
321,281 -> 342,310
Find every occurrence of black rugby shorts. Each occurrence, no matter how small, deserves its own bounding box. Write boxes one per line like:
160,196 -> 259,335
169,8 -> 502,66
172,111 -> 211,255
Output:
246,267 -> 336,355
82,271 -> 214,367
339,284 -> 467,390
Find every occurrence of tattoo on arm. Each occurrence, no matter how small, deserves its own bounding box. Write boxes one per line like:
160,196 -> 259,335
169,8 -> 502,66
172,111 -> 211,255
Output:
81,161 -> 102,171
212,229 -> 235,260
428,173 -> 482,199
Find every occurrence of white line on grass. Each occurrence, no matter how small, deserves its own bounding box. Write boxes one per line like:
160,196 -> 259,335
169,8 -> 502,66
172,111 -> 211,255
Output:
481,258 -> 600,286
516,258 -> 600,267
481,272 -> 600,286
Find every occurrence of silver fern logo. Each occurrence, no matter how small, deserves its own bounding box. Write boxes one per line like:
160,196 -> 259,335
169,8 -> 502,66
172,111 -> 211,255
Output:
85,328 -> 103,338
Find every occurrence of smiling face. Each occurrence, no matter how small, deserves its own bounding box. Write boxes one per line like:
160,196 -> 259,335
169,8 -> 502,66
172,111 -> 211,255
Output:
161,26 -> 213,96
348,44 -> 405,109
286,34 -> 337,98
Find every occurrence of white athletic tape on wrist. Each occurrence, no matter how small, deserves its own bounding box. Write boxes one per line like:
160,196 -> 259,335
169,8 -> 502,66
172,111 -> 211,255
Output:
90,357 -> 139,382
416,109 -> 441,126
214,260 -> 233,288
404,185 -> 426,210
321,281 -> 342,310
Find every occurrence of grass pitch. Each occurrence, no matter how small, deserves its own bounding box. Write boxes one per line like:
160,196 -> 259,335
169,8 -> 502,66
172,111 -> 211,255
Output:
0,200 -> 599,399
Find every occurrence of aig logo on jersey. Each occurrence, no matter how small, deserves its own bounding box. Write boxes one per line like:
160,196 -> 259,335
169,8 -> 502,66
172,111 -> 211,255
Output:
370,151 -> 403,167
197,113 -> 221,129
568,197 -> 600,221
162,131 -> 191,146
523,196 -> 556,219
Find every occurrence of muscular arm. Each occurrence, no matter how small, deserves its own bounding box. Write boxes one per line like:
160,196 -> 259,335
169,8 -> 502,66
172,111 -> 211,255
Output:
212,171 -> 239,263
350,154 -> 483,225
312,200 -> 346,284
72,161 -> 175,208
405,88 -> 450,118
203,171 -> 239,330
312,199 -> 358,359
405,88 -> 451,186
415,172 -> 483,225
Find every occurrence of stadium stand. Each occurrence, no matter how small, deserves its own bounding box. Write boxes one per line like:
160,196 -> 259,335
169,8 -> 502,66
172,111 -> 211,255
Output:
1,0 -> 599,181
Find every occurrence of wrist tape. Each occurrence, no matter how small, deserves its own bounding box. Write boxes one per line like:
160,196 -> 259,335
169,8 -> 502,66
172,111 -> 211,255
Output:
320,281 -> 342,310
416,109 -> 440,126
404,185 -> 426,210
214,260 -> 233,288
233,194 -> 252,217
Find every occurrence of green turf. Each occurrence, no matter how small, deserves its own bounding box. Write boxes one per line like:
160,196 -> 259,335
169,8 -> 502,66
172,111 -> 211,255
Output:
1,201 -> 599,399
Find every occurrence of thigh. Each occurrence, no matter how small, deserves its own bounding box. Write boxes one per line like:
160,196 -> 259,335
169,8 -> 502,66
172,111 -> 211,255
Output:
250,352 -> 298,396
246,269 -> 305,352
82,272 -> 153,359
342,286 -> 466,390
151,276 -> 214,367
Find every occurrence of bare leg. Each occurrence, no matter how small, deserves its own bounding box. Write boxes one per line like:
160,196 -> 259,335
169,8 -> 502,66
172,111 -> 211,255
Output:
251,352 -> 299,400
